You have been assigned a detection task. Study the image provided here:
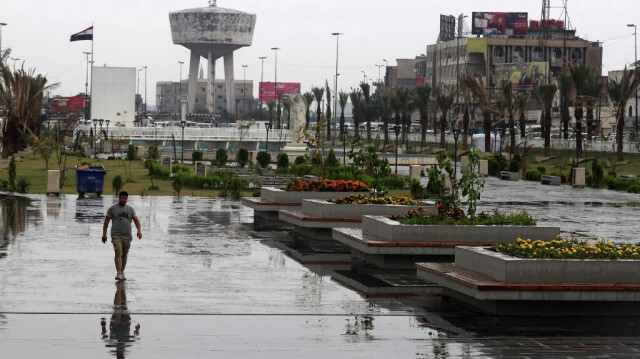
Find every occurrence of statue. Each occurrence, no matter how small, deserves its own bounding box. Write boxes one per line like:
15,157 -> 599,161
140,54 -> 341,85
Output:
289,94 -> 306,147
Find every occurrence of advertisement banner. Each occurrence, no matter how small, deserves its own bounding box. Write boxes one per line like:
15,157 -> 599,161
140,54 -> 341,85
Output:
259,82 -> 301,103
494,62 -> 548,92
472,12 -> 528,36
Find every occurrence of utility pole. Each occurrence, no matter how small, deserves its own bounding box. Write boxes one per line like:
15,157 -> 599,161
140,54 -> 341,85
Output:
259,56 -> 266,121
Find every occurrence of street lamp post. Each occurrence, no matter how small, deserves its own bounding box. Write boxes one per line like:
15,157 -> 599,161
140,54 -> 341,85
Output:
180,120 -> 186,163
332,32 -> 342,142
83,51 -> 92,121
9,57 -> 19,70
453,128 -> 461,176
271,47 -> 280,126
375,64 -> 383,88
259,56 -> 267,121
265,122 -> 271,153
382,59 -> 389,86
0,23 -> 7,56
143,65 -> 148,116
92,119 -> 97,158
137,69 -> 142,113
361,70 -> 367,83
242,64 -> 247,118
394,124 -> 401,174
628,24 -> 638,134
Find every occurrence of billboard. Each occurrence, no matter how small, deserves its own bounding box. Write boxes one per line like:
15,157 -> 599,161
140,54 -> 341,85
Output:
259,82 -> 301,103
494,62 -> 548,92
438,14 -> 456,42
92,67 -> 136,127
472,12 -> 528,36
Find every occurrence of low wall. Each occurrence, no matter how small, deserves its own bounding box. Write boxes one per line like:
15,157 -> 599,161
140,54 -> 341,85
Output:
300,199 -> 428,218
362,216 -> 560,243
456,246 -> 640,283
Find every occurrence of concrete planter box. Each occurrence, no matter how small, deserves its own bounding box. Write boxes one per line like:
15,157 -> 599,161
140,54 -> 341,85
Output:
298,199 -> 428,219
362,215 -> 559,243
457,246 -> 640,283
260,187 -> 369,203
500,171 -> 519,181
540,175 -> 561,185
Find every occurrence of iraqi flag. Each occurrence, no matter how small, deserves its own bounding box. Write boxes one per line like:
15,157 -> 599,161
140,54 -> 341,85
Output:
70,26 -> 93,42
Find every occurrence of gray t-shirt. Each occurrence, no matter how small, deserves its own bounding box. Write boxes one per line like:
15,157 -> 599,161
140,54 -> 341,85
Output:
106,204 -> 137,239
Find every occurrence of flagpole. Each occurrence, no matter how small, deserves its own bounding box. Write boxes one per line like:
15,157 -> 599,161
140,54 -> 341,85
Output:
89,23 -> 94,122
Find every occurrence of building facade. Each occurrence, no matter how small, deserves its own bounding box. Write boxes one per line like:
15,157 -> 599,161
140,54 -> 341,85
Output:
156,79 -> 253,117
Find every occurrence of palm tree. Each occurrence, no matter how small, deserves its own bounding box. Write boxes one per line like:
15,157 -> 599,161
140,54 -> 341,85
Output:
459,77 -> 471,149
558,67 -> 574,139
395,87 -> 411,146
569,64 -> 590,159
302,91 -> 315,129
311,86 -> 325,137
435,87 -> 455,148
583,72 -> 603,140
0,61 -> 58,157
325,81 -> 332,141
349,89 -> 363,138
459,74 -> 497,153
380,86 -> 393,146
607,66 -> 640,160
360,82 -> 373,142
498,80 -> 515,153
514,93 -> 529,139
413,85 -> 431,147
534,84 -> 557,156
338,91 -> 348,140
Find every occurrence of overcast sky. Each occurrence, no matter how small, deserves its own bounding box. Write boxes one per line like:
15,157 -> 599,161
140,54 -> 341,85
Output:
2,0 -> 637,107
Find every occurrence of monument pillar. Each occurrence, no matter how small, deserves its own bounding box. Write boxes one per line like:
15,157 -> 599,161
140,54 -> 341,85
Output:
207,50 -> 216,113
188,51 -> 200,113
224,53 -> 235,114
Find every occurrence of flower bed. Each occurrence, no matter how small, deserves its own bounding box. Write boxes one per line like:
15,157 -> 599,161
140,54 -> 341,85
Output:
494,236 -> 640,260
389,206 -> 536,226
286,179 -> 368,192
329,194 -> 421,205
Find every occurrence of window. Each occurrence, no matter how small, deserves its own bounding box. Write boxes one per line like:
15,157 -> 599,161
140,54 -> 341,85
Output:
552,48 -> 563,60
513,46 -> 524,60
571,48 -> 583,62
533,47 -> 543,61
494,46 -> 504,58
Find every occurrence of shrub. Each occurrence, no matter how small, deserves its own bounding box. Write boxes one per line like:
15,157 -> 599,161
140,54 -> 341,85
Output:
277,153 -> 289,173
310,152 -> 323,166
591,158 -> 604,187
488,154 -> 507,176
558,173 -> 568,183
326,149 -> 340,167
330,194 -> 421,205
508,156 -> 521,172
16,176 -> 31,193
286,179 -> 368,192
192,150 -> 204,162
237,148 -> 249,168
0,179 -> 7,191
172,176 -> 183,196
294,155 -> 307,165
112,175 -> 124,194
537,166 -> 546,174
256,151 -> 271,168
291,163 -> 312,177
226,178 -> 246,199
525,170 -> 541,181
214,148 -> 228,166
409,178 -> 426,199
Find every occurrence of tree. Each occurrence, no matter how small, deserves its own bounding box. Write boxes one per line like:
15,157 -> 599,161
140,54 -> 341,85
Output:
311,86 -> 325,138
459,74 -> 498,153
256,151 -> 271,168
338,92 -> 349,140
35,127 -> 56,170
237,147 -> 249,168
413,85 -> 431,148
558,67 -> 574,140
112,175 -> 124,195
349,89 -> 363,138
303,92 -> 315,130
583,72 -> 603,140
360,82 -> 373,141
534,84 -> 557,156
497,80 -> 515,153
379,87 -> 393,146
395,88 -> 411,147
0,57 -> 58,157
215,148 -> 228,166
459,75 -> 471,149
267,100 -> 275,125
435,87 -> 455,148
607,66 -> 640,160
569,64 -> 591,159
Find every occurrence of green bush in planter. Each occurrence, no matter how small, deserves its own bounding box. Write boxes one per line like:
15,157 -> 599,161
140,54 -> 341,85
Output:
214,148 -> 228,166
192,150 -> 204,162
237,148 -> 249,168
277,153 -> 289,173
256,151 -> 271,168
525,170 -> 541,181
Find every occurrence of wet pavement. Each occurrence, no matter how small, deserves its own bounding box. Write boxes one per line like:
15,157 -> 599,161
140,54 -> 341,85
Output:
0,178 -> 639,358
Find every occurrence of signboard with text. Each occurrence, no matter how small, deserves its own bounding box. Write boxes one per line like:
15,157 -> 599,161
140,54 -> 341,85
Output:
472,12 -> 528,36
259,82 -> 301,103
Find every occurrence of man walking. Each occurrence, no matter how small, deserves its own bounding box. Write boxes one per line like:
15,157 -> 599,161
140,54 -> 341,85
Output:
102,191 -> 142,281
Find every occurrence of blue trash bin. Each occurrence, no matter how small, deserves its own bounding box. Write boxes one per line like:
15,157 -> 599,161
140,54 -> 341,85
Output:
75,165 -> 107,197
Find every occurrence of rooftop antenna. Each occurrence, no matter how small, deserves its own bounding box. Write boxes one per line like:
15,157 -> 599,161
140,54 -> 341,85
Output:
208,0 -> 217,7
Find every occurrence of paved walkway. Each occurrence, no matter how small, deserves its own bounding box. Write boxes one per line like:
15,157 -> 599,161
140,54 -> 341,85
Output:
1,179 -> 640,357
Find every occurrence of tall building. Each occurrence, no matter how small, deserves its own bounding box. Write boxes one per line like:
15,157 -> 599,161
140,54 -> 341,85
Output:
156,79 -> 253,116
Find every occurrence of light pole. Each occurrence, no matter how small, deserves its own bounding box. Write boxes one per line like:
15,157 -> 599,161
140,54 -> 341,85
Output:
375,64 -> 383,88
83,51 -> 92,121
361,70 -> 367,83
453,127 -> 461,176
143,65 -> 148,116
383,59 -> 388,86
92,119 -> 97,158
259,56 -> 267,121
394,123 -> 401,174
9,57 -> 19,70
0,23 -> 6,56
178,60 -> 184,116
628,24 -> 638,134
271,47 -> 280,126
332,32 -> 342,141
180,120 -> 186,163
242,64 -> 248,118
265,122 -> 271,153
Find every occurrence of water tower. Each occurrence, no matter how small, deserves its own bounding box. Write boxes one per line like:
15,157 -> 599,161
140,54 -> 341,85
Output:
169,2 -> 256,113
